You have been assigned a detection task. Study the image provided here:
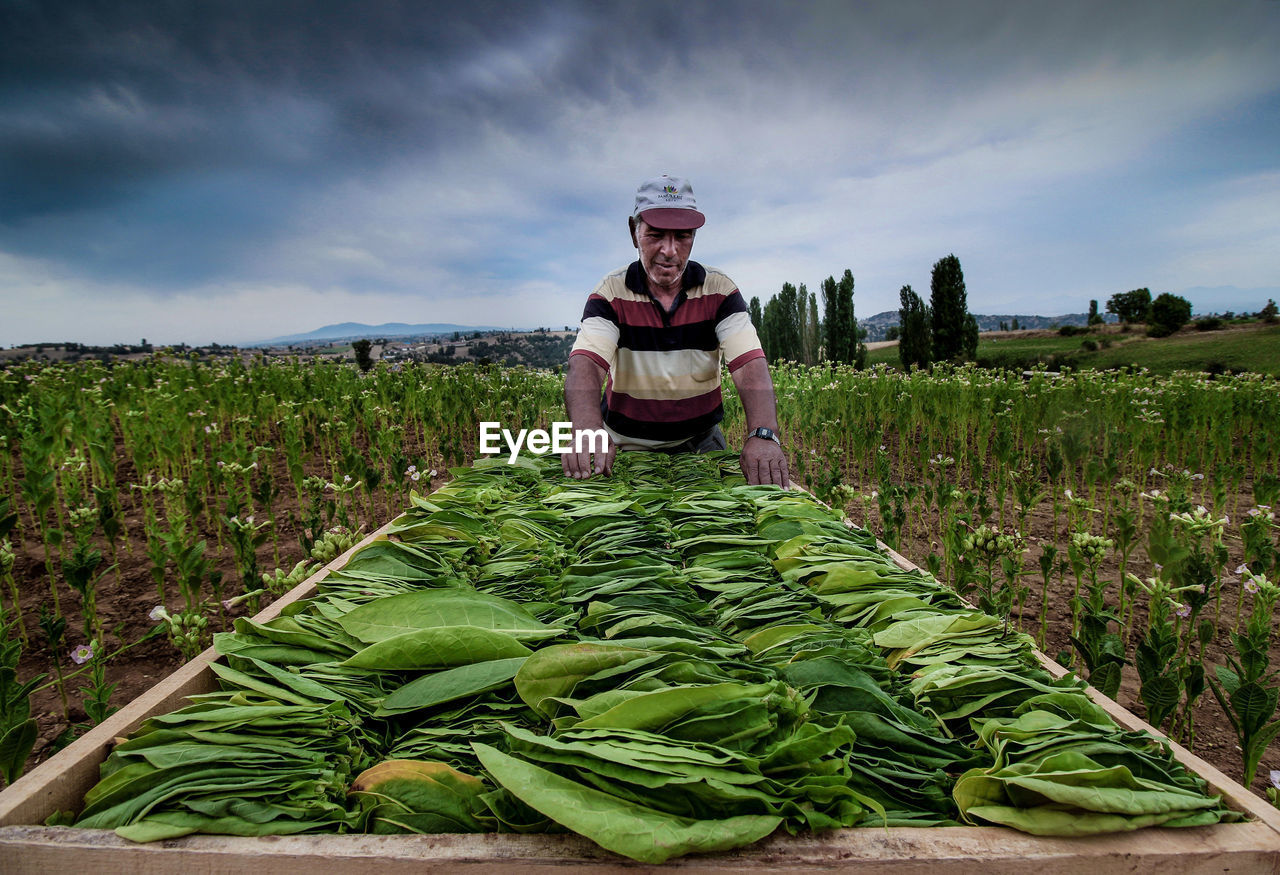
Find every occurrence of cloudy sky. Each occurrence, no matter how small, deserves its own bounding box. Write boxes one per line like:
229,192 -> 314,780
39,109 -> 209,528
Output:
2,1 -> 1278,347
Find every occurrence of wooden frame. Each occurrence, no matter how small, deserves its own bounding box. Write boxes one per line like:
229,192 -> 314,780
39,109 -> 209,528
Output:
3,526 -> 1278,873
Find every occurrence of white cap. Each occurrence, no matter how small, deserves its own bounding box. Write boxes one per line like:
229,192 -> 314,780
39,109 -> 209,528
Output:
632,174 -> 706,229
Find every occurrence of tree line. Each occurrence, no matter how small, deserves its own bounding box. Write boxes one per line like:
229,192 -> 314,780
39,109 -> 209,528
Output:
748,255 -> 982,370
747,270 -> 867,367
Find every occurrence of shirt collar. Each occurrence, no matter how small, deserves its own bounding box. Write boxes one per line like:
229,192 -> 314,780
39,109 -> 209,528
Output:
625,260 -> 706,298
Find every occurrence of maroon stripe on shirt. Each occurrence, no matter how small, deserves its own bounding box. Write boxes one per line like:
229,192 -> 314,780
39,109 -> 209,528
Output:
608,296 -> 665,328
668,293 -> 725,326
728,348 -> 766,372
608,292 -> 730,328
605,386 -> 724,422
569,348 -> 611,372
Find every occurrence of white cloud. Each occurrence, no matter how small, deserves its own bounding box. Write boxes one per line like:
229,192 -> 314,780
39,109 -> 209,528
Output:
1159,172 -> 1280,290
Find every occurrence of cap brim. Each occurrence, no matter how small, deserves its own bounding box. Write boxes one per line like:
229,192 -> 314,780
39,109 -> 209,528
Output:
638,208 -> 705,230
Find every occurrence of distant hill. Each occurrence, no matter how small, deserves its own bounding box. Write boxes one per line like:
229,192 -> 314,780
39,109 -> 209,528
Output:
253,322 -> 511,346
859,310 -> 1114,342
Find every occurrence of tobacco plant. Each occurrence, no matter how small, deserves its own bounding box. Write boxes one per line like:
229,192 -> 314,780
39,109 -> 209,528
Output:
1208,570 -> 1280,785
0,617 -> 40,787
1066,532 -> 1125,699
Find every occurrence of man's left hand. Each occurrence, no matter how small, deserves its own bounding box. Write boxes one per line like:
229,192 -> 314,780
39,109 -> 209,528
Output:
740,438 -> 790,488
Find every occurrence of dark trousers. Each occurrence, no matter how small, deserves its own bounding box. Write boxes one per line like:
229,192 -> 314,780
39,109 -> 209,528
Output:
658,425 -> 728,455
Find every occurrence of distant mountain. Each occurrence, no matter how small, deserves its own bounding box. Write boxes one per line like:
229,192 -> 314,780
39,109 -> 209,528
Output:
859,311 -> 1114,342
252,322 -> 511,346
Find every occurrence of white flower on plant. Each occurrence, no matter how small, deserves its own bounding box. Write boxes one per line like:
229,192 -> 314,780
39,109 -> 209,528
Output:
410,471 -> 421,481
1174,603 -> 1192,619
343,474 -> 352,483
1245,579 -> 1260,595
1271,770 -> 1280,791
428,470 -> 437,478
149,605 -> 168,623
71,643 -> 95,665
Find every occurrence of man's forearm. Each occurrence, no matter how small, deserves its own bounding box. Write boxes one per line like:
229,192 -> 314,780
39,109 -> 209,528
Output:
731,355 -> 789,487
731,356 -> 780,432
564,355 -> 607,428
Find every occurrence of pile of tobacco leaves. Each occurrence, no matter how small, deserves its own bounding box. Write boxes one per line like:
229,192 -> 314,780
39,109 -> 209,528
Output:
72,452 -> 1238,863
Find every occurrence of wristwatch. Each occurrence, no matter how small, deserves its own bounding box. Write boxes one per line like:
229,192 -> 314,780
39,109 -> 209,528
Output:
747,426 -> 781,446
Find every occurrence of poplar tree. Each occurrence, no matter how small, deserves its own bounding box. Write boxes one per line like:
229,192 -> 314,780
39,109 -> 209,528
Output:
806,291 -> 820,365
821,269 -> 862,365
898,284 -> 931,370
761,283 -> 805,362
929,254 -> 971,363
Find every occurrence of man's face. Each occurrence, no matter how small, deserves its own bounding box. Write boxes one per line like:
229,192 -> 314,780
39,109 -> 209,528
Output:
631,218 -> 695,294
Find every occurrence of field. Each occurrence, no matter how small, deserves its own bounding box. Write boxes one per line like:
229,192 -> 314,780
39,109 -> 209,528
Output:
866,320 -> 1280,375
1,354 -> 1278,808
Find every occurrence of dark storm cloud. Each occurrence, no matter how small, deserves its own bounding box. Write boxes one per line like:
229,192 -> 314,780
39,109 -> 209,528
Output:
5,0 -> 1261,226
0,0 -> 608,283
1,2 -> 513,214
1,0 -> 1277,343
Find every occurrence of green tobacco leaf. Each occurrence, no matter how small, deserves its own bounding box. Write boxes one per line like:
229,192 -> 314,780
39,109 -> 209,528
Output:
473,743 -> 781,863
873,612 -> 998,651
1232,682 -> 1279,736
514,643 -> 659,717
335,540 -> 450,579
343,627 -> 531,671
377,657 -> 527,715
961,803 -> 1199,836
339,589 -> 558,644
1140,675 -> 1180,728
350,759 -> 489,833
572,682 -> 778,732
0,718 -> 37,785
1212,665 -> 1241,697
954,749 -> 1219,837
1013,692 -> 1116,730
1088,662 -> 1122,701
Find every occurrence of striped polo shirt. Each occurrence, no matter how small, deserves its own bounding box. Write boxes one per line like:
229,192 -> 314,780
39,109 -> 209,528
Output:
570,260 -> 765,449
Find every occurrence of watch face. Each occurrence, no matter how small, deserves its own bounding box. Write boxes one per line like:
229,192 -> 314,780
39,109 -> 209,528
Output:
754,427 -> 774,440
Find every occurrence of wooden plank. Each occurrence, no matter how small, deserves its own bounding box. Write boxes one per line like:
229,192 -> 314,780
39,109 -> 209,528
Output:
0,822 -> 1276,873
0,522 -> 395,828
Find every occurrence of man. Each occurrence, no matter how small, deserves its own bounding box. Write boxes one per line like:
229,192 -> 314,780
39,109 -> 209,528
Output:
562,174 -> 789,487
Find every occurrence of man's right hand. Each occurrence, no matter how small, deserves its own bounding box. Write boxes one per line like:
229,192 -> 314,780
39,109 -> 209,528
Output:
562,426 -> 616,479
562,354 -> 615,479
